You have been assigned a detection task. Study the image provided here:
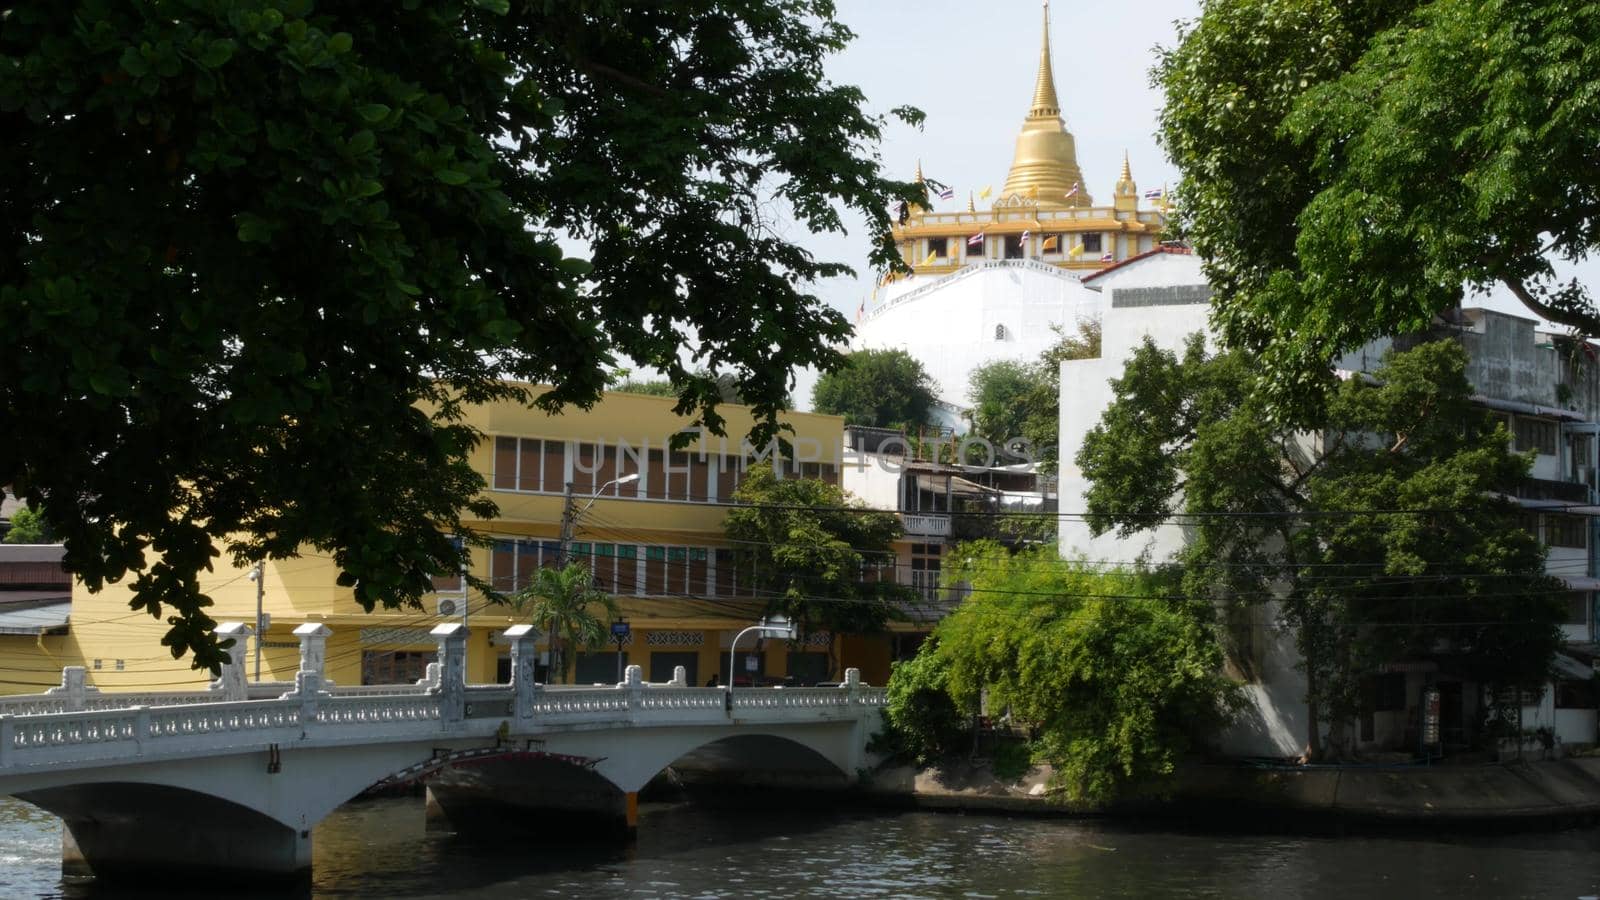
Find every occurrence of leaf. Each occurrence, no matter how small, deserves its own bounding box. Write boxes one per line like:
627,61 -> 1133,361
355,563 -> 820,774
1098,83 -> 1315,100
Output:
119,46 -> 149,78
347,129 -> 376,154
326,32 -> 353,55
357,103 -> 390,123
471,0 -> 511,13
435,169 -> 469,185
199,39 -> 235,69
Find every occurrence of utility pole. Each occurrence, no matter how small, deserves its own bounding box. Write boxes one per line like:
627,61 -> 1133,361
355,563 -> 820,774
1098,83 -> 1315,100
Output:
551,480 -> 578,683
252,561 -> 265,682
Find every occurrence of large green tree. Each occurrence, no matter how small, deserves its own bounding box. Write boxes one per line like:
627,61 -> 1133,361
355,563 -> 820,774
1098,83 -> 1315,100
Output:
723,465 -> 909,636
1078,336 -> 1565,757
811,348 -> 938,429
0,1 -> 922,669
924,542 -> 1237,802
511,562 -> 618,685
1157,0 -> 1600,413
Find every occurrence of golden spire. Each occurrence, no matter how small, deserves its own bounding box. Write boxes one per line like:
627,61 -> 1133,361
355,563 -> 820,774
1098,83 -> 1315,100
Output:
1120,150 -> 1132,184
1030,1 -> 1061,117
915,159 -> 925,184
967,191 -> 976,212
1001,1 -> 1092,207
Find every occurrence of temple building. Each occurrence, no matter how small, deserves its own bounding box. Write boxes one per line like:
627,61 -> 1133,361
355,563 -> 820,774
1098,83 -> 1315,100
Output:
853,1 -> 1167,426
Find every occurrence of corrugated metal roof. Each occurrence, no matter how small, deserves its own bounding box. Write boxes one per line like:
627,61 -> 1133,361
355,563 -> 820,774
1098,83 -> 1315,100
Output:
0,544 -> 65,564
0,601 -> 70,635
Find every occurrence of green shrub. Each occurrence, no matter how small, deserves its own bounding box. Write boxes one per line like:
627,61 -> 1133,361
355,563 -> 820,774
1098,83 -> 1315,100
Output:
882,643 -> 968,763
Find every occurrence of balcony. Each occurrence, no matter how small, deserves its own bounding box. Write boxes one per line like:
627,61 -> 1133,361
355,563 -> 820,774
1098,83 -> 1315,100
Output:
900,513 -> 952,538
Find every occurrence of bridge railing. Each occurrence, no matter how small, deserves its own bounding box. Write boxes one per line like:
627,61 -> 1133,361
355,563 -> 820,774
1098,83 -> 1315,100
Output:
0,623 -> 886,772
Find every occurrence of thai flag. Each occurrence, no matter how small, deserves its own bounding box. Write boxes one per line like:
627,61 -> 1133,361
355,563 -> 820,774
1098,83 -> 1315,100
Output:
967,233 -> 983,247
1100,252 -> 1114,262
1064,183 -> 1079,199
1020,229 -> 1031,243
937,187 -> 955,201
1144,189 -> 1164,200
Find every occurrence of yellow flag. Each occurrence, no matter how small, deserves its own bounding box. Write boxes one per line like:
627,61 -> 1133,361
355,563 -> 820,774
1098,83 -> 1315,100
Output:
921,250 -> 936,266
1024,184 -> 1039,199
1068,242 -> 1085,257
978,185 -> 992,200
1042,235 -> 1059,252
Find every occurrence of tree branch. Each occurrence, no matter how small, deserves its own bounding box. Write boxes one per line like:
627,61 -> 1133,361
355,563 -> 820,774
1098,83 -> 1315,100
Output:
1503,276 -> 1600,336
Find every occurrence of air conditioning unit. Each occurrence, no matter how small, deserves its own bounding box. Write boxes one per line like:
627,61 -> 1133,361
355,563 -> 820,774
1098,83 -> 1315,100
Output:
435,597 -> 463,618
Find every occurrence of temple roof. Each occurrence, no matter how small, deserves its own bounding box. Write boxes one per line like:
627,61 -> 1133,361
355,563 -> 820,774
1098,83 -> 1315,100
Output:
1000,1 -> 1090,207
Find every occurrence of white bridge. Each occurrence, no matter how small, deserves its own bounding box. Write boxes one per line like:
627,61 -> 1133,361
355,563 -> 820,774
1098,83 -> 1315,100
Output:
0,622 -> 887,882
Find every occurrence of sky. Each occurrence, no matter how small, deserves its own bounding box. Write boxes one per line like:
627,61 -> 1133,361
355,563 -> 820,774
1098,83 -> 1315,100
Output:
784,0 -> 1203,407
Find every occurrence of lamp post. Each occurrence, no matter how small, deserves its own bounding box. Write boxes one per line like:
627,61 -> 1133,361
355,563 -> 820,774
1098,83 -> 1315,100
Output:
725,614 -> 796,711
247,561 -> 266,682
547,473 -> 640,682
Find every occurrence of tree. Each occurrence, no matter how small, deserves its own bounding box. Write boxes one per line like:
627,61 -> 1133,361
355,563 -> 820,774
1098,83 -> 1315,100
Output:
510,562 -> 618,685
811,349 -> 938,429
1157,1 -> 1600,414
966,360 -> 1039,453
1077,335 -> 1565,757
926,542 -> 1237,802
0,2 -> 924,670
723,465 -> 909,637
4,503 -> 55,544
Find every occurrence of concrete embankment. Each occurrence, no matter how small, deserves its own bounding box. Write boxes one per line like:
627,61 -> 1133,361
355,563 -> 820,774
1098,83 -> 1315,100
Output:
861,757 -> 1600,829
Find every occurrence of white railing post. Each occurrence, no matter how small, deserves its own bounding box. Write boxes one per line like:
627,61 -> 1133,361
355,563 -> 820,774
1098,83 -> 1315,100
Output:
624,665 -> 644,712
505,623 -> 540,727
46,666 -> 90,711
212,622 -> 253,700
0,714 -> 12,767
294,623 -> 332,680
431,623 -> 466,724
843,668 -> 861,706
133,706 -> 150,749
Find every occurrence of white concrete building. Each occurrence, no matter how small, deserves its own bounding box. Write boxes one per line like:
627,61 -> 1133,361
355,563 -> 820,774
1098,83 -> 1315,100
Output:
1056,254 -> 1600,759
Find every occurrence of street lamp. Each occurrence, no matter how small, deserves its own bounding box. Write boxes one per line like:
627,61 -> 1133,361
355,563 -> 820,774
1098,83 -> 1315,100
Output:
546,473 -> 641,683
725,614 -> 797,711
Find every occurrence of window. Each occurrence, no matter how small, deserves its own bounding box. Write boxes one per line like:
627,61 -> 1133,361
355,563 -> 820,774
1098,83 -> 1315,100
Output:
431,535 -> 466,594
1003,234 -> 1024,259
645,545 -> 668,595
1556,678 -> 1597,709
995,324 -> 1008,341
491,437 -> 565,492
1566,591 -> 1590,626
688,547 -> 709,595
787,652 -> 831,685
491,539 -> 547,593
1514,417 -> 1558,455
715,548 -> 741,597
1519,512 -> 1542,542
1374,672 -> 1406,712
911,544 -> 941,599
1082,233 -> 1103,254
362,651 -> 432,686
1549,514 -> 1588,549
927,237 -> 948,258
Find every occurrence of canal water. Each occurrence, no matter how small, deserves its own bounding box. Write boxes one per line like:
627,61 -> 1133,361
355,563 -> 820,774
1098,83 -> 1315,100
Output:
3,793 -> 1599,898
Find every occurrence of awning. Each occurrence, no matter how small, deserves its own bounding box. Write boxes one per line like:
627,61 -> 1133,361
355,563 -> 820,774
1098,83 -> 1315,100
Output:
0,601 -> 70,636
1560,576 -> 1600,592
1554,652 -> 1594,680
913,474 -> 999,498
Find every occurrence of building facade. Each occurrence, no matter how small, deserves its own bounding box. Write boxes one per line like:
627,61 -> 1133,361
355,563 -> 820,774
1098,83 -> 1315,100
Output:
45,391 -> 908,694
1056,253 -> 1600,758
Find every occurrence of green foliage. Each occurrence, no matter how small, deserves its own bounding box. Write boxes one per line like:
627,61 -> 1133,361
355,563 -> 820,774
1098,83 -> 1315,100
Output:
932,542 -> 1238,803
724,465 -> 910,635
510,562 -> 618,685
613,379 -> 678,398
1157,0 -> 1600,413
0,1 -> 921,670
882,644 -> 968,764
811,349 -> 938,429
1077,336 -> 1565,756
989,738 -> 1034,782
4,503 -> 55,544
967,360 -> 1039,451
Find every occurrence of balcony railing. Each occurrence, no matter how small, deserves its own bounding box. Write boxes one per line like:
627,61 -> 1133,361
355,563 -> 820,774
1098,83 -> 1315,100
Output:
900,513 -> 952,537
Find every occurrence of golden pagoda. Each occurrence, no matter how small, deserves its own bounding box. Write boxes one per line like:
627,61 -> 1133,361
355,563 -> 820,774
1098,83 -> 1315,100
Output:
888,0 -> 1165,280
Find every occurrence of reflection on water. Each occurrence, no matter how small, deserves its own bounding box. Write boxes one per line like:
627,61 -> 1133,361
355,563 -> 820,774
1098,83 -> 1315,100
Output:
3,793 -> 1600,899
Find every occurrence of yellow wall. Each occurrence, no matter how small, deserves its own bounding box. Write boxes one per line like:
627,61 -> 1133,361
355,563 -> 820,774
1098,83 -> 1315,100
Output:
47,390 -> 879,694
0,633 -> 83,695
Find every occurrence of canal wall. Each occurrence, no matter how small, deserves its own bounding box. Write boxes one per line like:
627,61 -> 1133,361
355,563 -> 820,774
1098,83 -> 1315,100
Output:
860,757 -> 1600,828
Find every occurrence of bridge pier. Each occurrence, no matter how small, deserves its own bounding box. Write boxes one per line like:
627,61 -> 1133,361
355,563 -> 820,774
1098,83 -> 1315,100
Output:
31,783 -> 313,884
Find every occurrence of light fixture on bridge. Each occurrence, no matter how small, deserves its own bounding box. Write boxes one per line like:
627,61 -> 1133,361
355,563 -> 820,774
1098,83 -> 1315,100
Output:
725,615 -> 798,711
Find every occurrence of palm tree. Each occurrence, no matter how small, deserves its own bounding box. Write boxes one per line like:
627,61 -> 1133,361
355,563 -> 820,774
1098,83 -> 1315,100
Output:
510,562 -> 618,684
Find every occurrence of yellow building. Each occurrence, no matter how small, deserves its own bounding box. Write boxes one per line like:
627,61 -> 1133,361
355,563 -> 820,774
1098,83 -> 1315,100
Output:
51,390 -> 896,694
890,2 -> 1165,279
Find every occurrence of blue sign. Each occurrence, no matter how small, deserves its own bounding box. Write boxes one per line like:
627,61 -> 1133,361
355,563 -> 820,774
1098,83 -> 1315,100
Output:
611,621 -> 631,638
